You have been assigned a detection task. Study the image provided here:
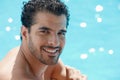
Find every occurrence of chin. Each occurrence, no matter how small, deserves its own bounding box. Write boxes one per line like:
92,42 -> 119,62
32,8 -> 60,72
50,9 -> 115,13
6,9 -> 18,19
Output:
40,59 -> 58,65
47,59 -> 59,65
47,61 -> 58,65
51,62 -> 58,65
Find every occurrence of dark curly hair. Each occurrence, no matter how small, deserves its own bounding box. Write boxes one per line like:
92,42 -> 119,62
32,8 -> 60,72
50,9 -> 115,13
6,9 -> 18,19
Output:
21,0 -> 70,32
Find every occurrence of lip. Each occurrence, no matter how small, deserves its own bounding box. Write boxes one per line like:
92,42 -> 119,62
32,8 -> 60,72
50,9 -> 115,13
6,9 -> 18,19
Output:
43,47 -> 59,56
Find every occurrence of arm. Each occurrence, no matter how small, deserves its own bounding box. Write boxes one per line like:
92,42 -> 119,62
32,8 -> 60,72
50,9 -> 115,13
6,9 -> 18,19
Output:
66,65 -> 87,80
45,59 -> 87,80
44,59 -> 66,80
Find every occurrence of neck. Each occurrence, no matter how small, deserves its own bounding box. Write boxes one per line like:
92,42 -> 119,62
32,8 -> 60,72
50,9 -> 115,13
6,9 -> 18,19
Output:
19,43 -> 48,78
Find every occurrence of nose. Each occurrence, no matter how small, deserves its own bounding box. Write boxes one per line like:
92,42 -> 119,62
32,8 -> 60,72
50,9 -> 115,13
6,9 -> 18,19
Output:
48,34 -> 60,47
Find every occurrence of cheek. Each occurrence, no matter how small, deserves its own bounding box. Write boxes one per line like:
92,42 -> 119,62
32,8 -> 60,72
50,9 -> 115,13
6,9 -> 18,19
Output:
33,33 -> 45,42
33,36 -> 48,49
29,35 -> 41,49
60,37 -> 65,47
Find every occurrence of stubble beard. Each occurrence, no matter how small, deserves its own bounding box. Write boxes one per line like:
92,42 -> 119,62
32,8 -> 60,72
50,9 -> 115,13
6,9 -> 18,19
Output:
28,36 -> 62,65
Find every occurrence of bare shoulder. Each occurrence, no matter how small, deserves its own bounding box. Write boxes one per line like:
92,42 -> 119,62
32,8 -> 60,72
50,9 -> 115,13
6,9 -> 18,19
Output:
1,46 -> 20,62
0,46 -> 20,80
0,46 -> 20,67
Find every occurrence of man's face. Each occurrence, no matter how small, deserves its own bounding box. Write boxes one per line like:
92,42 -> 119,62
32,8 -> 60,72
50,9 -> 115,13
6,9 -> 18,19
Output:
27,12 -> 67,65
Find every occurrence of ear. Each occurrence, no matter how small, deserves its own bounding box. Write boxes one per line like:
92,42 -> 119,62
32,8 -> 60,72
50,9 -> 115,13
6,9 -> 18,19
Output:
21,25 -> 28,40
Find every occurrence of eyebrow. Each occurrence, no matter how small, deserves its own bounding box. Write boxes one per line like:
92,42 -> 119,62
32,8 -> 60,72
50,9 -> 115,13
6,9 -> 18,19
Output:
38,26 -> 51,31
38,26 -> 67,33
60,29 -> 67,33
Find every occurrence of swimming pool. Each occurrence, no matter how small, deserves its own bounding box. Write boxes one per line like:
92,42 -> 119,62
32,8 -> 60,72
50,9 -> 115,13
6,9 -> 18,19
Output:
1,0 -> 120,80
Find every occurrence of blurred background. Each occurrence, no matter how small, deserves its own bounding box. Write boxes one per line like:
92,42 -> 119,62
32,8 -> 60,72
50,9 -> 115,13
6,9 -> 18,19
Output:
0,0 -> 120,80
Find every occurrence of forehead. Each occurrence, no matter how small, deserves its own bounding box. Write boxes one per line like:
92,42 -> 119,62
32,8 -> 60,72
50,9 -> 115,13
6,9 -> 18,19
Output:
32,12 -> 67,30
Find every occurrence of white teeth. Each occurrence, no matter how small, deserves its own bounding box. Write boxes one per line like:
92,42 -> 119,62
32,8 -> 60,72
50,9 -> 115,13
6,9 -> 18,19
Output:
43,48 -> 58,53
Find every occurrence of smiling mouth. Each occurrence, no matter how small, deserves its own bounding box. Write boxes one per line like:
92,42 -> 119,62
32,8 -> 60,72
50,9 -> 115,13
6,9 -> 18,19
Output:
43,47 -> 60,56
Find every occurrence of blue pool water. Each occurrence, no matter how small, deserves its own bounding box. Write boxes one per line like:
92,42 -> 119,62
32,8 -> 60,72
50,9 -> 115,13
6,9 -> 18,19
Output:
0,0 -> 120,80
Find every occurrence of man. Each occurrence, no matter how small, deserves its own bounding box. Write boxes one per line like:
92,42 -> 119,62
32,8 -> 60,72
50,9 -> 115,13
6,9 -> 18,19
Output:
0,0 -> 87,80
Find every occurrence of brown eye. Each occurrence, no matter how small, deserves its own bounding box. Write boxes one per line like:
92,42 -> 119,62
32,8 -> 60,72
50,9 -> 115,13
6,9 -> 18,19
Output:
40,30 -> 49,34
58,30 -> 67,36
38,26 -> 50,34
58,31 -> 66,36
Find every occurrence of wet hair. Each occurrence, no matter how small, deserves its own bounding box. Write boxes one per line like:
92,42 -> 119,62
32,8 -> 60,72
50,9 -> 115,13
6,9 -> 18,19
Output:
21,0 -> 70,32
